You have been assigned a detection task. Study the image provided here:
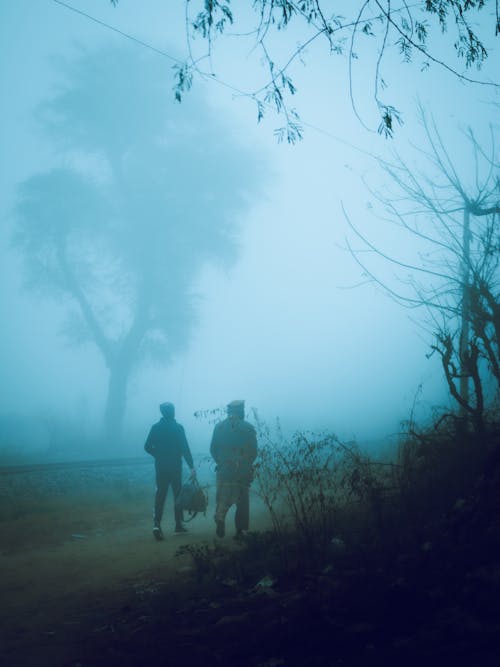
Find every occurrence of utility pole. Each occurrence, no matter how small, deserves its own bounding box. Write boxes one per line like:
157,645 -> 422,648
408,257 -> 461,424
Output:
459,206 -> 471,424
459,201 -> 500,429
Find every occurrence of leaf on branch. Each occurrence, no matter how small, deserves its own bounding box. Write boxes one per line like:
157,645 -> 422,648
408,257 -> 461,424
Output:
286,123 -> 303,144
401,17 -> 410,32
332,15 -> 345,29
220,3 -> 233,24
264,86 -> 283,113
280,73 -> 296,95
273,126 -> 287,143
275,1 -> 296,30
297,0 -> 319,24
397,36 -> 413,63
172,63 -> 193,103
454,28 -> 488,68
362,22 -> 374,37
424,0 -> 449,33
415,21 -> 428,45
256,100 -> 265,123
273,117 -> 303,145
192,1 -> 233,38
377,105 -> 403,139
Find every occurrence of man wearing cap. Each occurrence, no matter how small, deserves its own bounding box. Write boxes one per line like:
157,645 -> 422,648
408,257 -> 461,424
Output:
144,402 -> 195,540
210,400 -> 258,539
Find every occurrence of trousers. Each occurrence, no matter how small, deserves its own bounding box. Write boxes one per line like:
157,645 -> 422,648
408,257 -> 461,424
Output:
214,473 -> 250,531
154,466 -> 182,527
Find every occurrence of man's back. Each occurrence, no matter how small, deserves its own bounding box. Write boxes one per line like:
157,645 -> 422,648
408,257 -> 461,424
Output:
210,416 -> 257,479
145,417 -> 191,470
210,400 -> 258,537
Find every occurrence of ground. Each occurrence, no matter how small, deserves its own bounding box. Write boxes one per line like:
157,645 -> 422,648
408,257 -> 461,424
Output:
2,452 -> 500,666
1,518 -> 227,666
0,462 -> 269,666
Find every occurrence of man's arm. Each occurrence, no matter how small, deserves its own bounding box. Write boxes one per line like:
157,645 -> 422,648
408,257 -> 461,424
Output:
209,425 -> 220,464
239,424 -> 257,472
144,426 -> 156,457
247,424 -> 258,463
179,425 -> 194,470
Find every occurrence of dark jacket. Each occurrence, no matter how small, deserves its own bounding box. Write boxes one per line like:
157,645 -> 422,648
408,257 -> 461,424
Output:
144,417 -> 194,471
210,416 -> 257,483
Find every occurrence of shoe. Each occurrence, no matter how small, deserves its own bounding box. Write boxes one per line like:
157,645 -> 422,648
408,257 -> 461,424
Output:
175,525 -> 188,534
215,521 -> 225,538
153,526 -> 164,541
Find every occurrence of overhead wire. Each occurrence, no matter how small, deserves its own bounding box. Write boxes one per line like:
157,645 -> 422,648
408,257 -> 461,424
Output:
49,0 -> 379,160
51,0 -> 183,64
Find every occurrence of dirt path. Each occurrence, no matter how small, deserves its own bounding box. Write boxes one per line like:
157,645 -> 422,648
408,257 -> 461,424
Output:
5,520 -> 199,600
1,521 -> 181,660
1,499 -> 271,667
0,463 -> 273,666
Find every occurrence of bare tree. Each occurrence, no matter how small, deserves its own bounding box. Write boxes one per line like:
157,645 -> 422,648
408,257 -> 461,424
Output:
345,109 -> 500,432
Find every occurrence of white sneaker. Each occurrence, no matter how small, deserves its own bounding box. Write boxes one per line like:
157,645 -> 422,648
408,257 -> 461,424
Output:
153,526 -> 164,541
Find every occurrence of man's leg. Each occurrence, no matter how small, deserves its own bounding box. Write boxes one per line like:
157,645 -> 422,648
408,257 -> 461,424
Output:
153,466 -> 168,540
214,476 -> 236,538
171,470 -> 186,532
234,484 -> 250,534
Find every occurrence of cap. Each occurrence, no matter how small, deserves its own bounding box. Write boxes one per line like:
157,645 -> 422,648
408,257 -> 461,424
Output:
227,400 -> 245,415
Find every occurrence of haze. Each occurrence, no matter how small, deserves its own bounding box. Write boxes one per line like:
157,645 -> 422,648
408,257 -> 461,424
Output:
1,0 -> 498,461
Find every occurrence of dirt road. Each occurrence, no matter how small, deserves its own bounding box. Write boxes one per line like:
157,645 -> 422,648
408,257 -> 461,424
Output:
2,516 -> 220,664
0,463 -> 268,666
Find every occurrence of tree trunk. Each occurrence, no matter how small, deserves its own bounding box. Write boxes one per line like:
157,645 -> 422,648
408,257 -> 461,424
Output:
459,207 -> 471,429
103,361 -> 130,446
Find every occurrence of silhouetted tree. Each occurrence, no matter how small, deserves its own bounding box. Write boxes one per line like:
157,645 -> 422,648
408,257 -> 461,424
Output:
110,0 -> 499,140
13,48 -> 258,444
345,109 -> 499,432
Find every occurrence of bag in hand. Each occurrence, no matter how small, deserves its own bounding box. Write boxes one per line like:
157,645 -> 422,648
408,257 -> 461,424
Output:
175,480 -> 208,521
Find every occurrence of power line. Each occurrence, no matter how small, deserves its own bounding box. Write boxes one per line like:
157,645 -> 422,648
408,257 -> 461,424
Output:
51,0 -> 183,64
49,0 -> 377,159
50,1 -> 260,102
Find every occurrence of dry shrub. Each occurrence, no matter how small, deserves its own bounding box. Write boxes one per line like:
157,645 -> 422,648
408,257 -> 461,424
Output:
251,412 -> 393,567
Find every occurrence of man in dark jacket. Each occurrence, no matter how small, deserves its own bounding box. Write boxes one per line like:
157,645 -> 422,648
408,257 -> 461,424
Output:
210,400 -> 257,539
144,402 -> 195,541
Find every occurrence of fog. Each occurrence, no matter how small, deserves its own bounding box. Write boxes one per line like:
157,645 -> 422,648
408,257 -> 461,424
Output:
1,1 -> 498,461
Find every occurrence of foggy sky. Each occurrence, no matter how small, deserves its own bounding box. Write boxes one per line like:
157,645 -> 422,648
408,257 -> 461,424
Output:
1,1 -> 498,457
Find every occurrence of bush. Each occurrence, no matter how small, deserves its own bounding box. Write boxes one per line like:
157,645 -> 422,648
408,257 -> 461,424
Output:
251,412 -> 395,568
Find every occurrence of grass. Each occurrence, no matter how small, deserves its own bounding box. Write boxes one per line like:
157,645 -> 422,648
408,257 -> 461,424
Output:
0,480 -> 151,551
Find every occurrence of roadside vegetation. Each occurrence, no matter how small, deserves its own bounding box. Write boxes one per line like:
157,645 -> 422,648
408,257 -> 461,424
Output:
168,408 -> 500,666
2,407 -> 499,665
